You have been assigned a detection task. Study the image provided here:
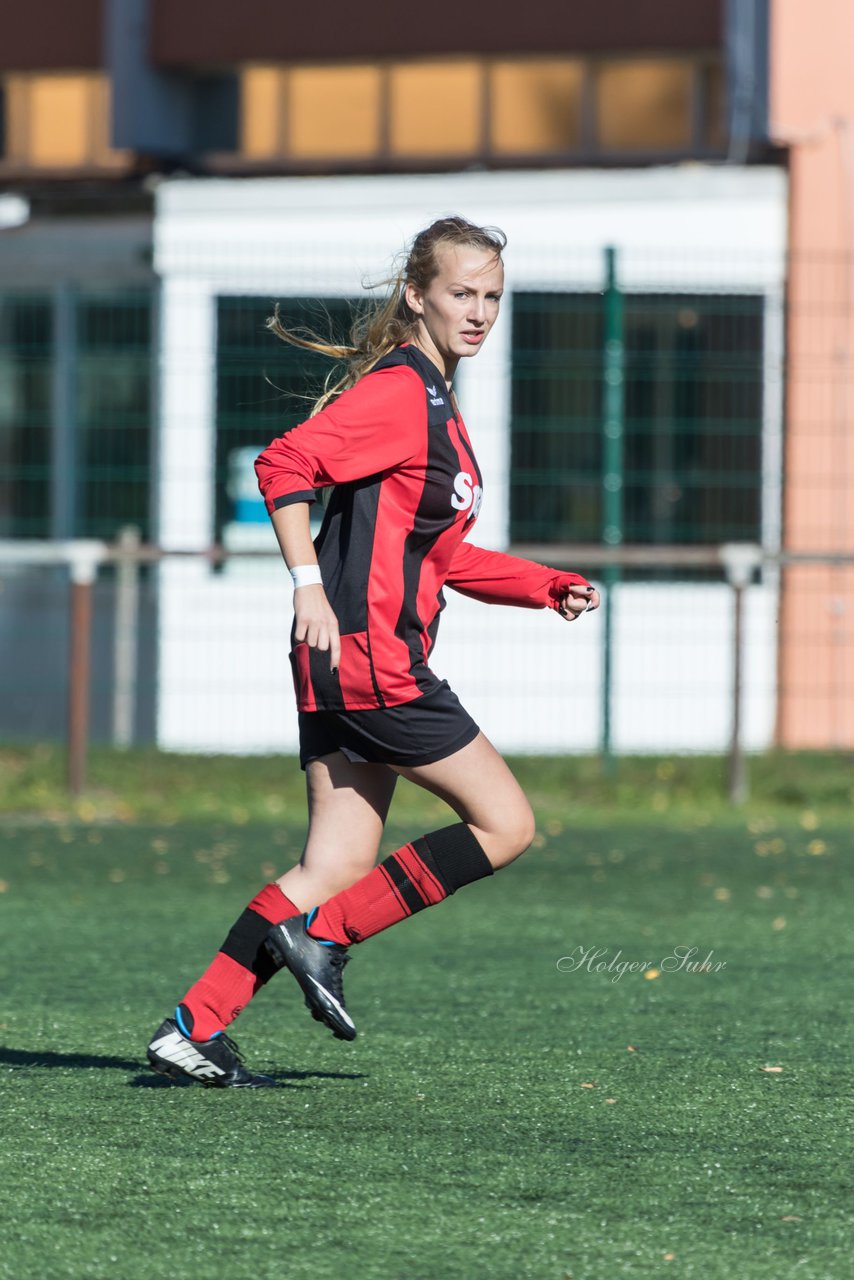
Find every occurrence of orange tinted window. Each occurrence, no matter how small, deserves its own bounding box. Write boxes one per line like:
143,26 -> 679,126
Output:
289,66 -> 382,158
491,59 -> 583,154
597,60 -> 693,151
389,61 -> 482,156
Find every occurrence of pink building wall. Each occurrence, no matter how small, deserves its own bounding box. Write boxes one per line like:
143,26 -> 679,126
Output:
770,0 -> 854,746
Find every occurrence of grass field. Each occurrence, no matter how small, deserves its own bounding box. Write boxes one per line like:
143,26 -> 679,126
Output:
0,748 -> 852,1279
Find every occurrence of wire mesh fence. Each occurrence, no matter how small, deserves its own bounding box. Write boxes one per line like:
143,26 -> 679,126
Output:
2,171 -> 853,777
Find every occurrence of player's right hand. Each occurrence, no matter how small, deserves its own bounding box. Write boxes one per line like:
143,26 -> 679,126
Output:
293,584 -> 341,672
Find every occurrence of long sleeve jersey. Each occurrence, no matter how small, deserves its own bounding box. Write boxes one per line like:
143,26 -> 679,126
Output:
255,344 -> 590,712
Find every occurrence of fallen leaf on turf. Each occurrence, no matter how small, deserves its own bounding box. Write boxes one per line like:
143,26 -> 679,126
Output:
772,916 -> 787,931
0,880 -> 8,893
580,1082 -> 596,1088
605,1098 -> 616,1104
713,886 -> 731,902
644,969 -> 661,980
761,1065 -> 784,1073
780,1215 -> 802,1222
663,1253 -> 676,1261
627,1045 -> 638,1052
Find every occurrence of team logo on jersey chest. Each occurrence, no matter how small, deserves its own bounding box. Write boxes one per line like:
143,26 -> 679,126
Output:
451,471 -> 483,519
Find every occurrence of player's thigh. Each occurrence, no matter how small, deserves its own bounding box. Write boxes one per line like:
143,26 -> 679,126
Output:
391,731 -> 535,869
277,752 -> 397,907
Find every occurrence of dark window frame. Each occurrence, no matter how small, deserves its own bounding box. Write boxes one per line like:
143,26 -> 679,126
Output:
509,287 -> 766,572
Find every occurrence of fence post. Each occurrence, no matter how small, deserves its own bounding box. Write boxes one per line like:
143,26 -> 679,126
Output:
51,284 -> 78,540
720,544 -> 763,805
601,246 -> 625,775
113,525 -> 141,748
67,545 -> 102,797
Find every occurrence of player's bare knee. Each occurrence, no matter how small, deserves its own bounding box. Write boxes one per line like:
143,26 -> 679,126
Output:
508,803 -> 536,861
480,800 -> 536,869
518,802 -> 537,853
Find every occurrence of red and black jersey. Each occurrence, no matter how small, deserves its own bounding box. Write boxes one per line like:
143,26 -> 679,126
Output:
256,343 -> 589,712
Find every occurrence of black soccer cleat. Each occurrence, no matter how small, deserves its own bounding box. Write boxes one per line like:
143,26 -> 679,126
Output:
146,1018 -> 277,1088
264,913 -> 357,1041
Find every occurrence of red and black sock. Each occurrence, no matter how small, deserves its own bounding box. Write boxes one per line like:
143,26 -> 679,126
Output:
307,823 -> 493,947
177,883 -> 298,1041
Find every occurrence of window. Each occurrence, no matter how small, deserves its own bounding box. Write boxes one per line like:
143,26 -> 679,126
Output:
234,54 -> 725,168
241,65 -> 382,159
0,74 -> 129,171
511,291 -> 765,550
290,65 -> 382,158
595,59 -> 694,152
389,60 -> 482,156
241,67 -> 283,159
215,296 -> 359,541
76,294 -> 153,539
0,296 -> 52,538
490,59 -> 583,155
0,290 -> 152,541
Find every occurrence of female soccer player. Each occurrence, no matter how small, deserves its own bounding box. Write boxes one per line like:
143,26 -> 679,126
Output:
147,216 -> 599,1087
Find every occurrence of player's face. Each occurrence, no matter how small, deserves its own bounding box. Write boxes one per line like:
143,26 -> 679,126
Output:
405,244 -> 504,382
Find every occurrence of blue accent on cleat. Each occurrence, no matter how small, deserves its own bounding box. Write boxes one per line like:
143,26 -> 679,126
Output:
175,1005 -> 192,1039
305,904 -> 336,945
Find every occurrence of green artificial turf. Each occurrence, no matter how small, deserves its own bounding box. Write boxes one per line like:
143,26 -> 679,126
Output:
0,813 -> 851,1280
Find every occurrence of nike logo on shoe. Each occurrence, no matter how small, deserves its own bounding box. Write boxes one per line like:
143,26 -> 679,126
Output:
306,975 -> 356,1030
149,1030 -> 226,1079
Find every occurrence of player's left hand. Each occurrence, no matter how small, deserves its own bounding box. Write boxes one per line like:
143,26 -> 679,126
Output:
557,582 -> 600,622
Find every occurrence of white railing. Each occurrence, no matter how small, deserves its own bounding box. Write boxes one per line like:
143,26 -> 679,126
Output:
1,532 -> 795,800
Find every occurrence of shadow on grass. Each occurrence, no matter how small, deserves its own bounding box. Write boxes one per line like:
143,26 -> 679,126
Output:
0,1045 -> 366,1090
1,1045 -> 144,1072
128,1068 -> 366,1089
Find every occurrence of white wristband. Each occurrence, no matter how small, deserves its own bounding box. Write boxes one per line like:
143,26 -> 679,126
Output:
290,564 -> 323,589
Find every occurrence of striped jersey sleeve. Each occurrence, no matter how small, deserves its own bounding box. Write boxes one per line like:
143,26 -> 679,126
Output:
255,365 -> 427,513
445,539 -> 591,609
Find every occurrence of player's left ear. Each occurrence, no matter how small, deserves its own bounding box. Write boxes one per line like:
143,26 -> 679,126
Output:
404,281 -> 425,316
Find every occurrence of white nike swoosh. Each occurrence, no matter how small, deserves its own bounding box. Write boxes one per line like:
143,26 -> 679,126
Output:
306,975 -> 355,1028
149,1031 -> 226,1077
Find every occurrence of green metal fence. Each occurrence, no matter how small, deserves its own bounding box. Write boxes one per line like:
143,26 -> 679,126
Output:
215,296 -> 356,540
1,270 -> 767,553
509,282 -> 765,547
0,288 -> 153,541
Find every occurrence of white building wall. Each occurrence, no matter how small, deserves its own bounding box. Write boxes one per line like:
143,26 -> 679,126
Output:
153,167 -> 787,755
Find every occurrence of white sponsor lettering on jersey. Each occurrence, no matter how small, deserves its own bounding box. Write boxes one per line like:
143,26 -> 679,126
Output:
149,1030 -> 226,1079
451,471 -> 483,519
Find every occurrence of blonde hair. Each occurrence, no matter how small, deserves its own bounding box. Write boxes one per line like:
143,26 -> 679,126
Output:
267,215 -> 507,414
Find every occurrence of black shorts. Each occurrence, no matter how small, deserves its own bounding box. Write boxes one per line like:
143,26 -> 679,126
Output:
298,679 -> 480,771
